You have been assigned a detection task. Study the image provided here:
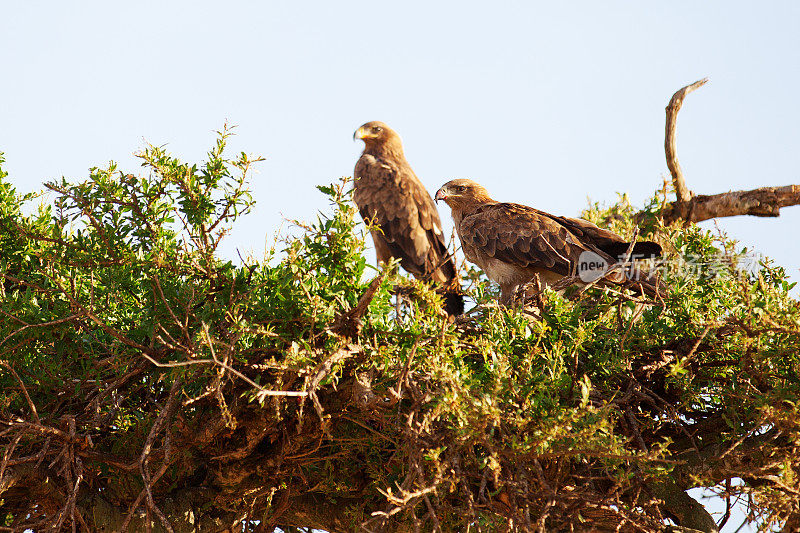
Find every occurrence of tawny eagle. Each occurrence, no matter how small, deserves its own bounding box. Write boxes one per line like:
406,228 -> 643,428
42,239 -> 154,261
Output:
434,179 -> 663,305
354,121 -> 463,316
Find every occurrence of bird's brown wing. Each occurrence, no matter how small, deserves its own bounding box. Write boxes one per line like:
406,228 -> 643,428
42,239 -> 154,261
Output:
459,203 -> 608,276
541,212 -> 662,259
353,155 -> 457,283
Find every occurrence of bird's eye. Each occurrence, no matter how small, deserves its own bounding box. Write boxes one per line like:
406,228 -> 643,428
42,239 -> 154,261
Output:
456,186 -> 466,192
373,126 -> 383,133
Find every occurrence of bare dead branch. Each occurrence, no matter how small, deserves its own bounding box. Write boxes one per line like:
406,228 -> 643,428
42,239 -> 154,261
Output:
666,78 -> 708,204
661,184 -> 800,224
328,272 -> 386,338
651,78 -> 800,224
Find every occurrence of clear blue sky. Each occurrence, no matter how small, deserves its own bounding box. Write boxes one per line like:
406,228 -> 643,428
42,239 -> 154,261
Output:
2,2 -> 797,530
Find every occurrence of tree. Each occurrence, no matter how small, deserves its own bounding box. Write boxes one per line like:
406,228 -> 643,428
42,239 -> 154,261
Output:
1,94 -> 799,531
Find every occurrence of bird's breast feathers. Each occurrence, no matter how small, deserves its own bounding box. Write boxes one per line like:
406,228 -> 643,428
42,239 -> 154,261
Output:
355,154 -> 399,185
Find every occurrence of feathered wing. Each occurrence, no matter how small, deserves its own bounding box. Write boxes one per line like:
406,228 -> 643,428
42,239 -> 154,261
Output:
538,211 -> 665,294
458,203 -> 602,276
540,212 -> 662,259
458,203 -> 664,298
354,155 -> 462,314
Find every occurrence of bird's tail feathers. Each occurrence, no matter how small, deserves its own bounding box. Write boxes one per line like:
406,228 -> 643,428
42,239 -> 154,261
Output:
443,290 -> 465,317
432,276 -> 464,317
603,240 -> 662,260
430,253 -> 464,316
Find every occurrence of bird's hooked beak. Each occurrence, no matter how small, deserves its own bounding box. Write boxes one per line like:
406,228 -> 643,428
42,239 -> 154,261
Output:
434,187 -> 448,203
353,126 -> 367,141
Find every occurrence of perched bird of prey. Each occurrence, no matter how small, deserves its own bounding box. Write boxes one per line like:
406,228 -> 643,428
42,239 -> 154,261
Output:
353,121 -> 463,316
434,179 -> 663,305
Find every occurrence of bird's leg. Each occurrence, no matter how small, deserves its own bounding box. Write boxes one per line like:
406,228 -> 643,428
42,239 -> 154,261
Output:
526,274 -> 545,314
499,284 -> 518,308
395,290 -> 402,323
392,283 -> 412,323
513,285 -> 526,308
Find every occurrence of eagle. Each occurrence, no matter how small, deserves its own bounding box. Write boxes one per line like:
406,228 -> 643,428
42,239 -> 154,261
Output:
434,179 -> 663,305
353,121 -> 463,316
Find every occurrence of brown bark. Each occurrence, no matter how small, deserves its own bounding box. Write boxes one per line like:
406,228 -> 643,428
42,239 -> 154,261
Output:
661,184 -> 800,224
653,78 -> 800,224
666,78 -> 707,205
651,481 -> 719,533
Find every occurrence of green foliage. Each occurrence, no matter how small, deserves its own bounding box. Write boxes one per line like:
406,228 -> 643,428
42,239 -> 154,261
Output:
0,135 -> 798,532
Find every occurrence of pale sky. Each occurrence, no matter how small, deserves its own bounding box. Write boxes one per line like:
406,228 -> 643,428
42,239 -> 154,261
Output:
2,2 -> 797,530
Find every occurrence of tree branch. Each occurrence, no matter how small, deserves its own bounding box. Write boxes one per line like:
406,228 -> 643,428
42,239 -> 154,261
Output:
327,271 -> 385,338
651,481 -> 719,533
661,184 -> 800,224
666,78 -> 707,205
648,78 -> 800,224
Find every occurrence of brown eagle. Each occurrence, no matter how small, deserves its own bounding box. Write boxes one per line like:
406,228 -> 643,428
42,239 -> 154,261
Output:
354,121 -> 463,316
434,179 -> 663,305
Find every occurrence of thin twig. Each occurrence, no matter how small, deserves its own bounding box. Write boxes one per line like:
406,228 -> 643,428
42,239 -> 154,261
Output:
141,351 -> 307,397
0,361 -> 41,425
0,310 -> 87,348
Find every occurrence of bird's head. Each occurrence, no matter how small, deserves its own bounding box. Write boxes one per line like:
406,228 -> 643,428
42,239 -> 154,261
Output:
353,121 -> 405,156
354,121 -> 396,144
435,179 -> 494,210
